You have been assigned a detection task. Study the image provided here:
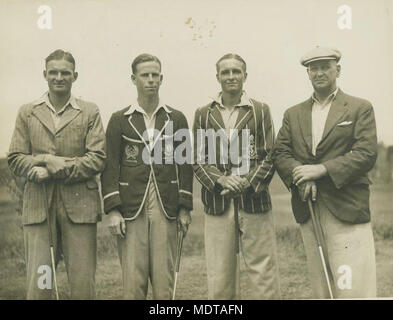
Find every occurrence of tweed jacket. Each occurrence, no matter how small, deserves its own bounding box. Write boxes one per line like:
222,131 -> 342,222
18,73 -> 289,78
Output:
101,104 -> 193,220
8,94 -> 106,225
272,89 -> 378,224
193,94 -> 275,215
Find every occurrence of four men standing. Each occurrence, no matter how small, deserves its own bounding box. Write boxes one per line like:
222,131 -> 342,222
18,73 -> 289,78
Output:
8,48 -> 379,299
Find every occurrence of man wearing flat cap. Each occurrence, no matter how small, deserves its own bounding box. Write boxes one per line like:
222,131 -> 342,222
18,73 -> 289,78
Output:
273,46 -> 378,298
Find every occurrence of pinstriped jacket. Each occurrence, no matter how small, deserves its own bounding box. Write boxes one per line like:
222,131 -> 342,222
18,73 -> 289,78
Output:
193,93 -> 275,215
8,94 -> 106,225
101,104 -> 193,220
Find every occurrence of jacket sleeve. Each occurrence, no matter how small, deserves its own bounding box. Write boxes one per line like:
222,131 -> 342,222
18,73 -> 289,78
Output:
272,109 -> 303,189
64,104 -> 106,183
8,105 -> 45,177
244,103 -> 275,193
192,107 -> 224,192
174,112 -> 193,211
323,102 -> 378,189
101,112 -> 122,213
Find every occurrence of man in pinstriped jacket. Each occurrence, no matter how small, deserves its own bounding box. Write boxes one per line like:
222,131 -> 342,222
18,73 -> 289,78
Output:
193,54 -> 281,299
8,49 -> 106,299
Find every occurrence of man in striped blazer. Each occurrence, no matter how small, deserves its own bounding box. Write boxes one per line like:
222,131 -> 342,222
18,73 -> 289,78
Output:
101,54 -> 193,299
193,54 -> 281,299
8,49 -> 106,299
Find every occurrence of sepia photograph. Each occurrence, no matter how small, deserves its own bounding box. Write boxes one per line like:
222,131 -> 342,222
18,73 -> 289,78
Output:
0,0 -> 392,306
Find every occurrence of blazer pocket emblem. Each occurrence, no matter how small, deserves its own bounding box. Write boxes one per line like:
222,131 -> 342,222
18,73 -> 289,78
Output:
125,144 -> 139,160
337,121 -> 352,126
248,134 -> 257,158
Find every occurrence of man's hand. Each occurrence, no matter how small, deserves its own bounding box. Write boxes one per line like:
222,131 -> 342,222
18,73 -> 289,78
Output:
217,175 -> 244,193
44,154 -> 75,179
292,164 -> 327,185
297,181 -> 317,202
27,166 -> 50,183
178,208 -> 192,237
108,209 -> 126,238
220,176 -> 250,197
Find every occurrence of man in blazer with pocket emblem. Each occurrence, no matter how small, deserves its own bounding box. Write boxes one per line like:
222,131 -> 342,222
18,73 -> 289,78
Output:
273,46 -> 378,298
101,54 -> 193,299
8,49 -> 106,299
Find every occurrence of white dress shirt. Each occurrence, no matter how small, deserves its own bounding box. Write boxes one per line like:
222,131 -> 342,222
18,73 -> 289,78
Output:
124,99 -> 171,149
311,88 -> 339,155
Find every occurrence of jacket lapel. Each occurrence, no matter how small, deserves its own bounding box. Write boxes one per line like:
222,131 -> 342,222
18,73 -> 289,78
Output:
233,105 -> 252,131
151,107 -> 171,151
32,103 -> 56,135
208,104 -> 226,134
299,98 -> 313,154
319,90 -> 348,143
127,112 -> 149,146
56,107 -> 81,134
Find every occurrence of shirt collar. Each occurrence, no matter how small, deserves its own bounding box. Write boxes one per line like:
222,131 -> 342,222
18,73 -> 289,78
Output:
33,92 -> 81,113
123,98 -> 171,116
311,87 -> 339,106
211,91 -> 253,109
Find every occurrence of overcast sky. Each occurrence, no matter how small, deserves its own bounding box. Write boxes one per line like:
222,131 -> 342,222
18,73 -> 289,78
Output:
0,0 -> 392,157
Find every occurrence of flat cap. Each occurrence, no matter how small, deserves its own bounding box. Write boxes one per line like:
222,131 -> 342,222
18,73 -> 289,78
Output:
300,46 -> 341,66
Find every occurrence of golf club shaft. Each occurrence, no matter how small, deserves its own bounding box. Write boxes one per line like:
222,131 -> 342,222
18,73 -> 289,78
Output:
172,229 -> 184,300
234,198 -> 240,299
43,184 -> 59,300
307,199 -> 333,299
172,273 -> 178,300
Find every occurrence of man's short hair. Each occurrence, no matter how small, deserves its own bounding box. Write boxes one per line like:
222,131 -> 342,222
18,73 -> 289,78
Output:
216,53 -> 247,73
45,49 -> 76,69
132,54 -> 161,74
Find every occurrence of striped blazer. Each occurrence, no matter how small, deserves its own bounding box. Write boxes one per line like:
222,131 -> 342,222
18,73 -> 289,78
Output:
193,96 -> 275,215
8,95 -> 106,225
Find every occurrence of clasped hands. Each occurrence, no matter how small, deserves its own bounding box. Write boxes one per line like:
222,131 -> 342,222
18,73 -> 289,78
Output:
292,164 -> 327,202
27,154 -> 75,183
218,175 -> 250,198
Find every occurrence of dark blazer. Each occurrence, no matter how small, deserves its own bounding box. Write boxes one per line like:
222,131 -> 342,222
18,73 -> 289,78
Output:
101,105 -> 193,220
272,89 -> 378,224
193,97 -> 275,215
8,97 -> 106,225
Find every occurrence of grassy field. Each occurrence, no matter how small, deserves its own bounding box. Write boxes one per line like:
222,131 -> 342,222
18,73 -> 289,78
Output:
1,175 -> 392,299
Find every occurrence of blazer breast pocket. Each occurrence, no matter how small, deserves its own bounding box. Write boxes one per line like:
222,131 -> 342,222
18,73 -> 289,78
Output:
335,120 -> 353,128
333,120 -> 353,137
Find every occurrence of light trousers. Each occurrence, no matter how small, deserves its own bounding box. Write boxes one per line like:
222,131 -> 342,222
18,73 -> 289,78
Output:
205,200 -> 281,300
24,187 -> 97,300
300,196 -> 376,299
117,181 -> 177,299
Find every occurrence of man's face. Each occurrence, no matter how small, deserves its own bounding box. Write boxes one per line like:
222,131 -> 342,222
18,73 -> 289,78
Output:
216,58 -> 247,94
131,61 -> 162,98
43,59 -> 77,95
307,60 -> 340,91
